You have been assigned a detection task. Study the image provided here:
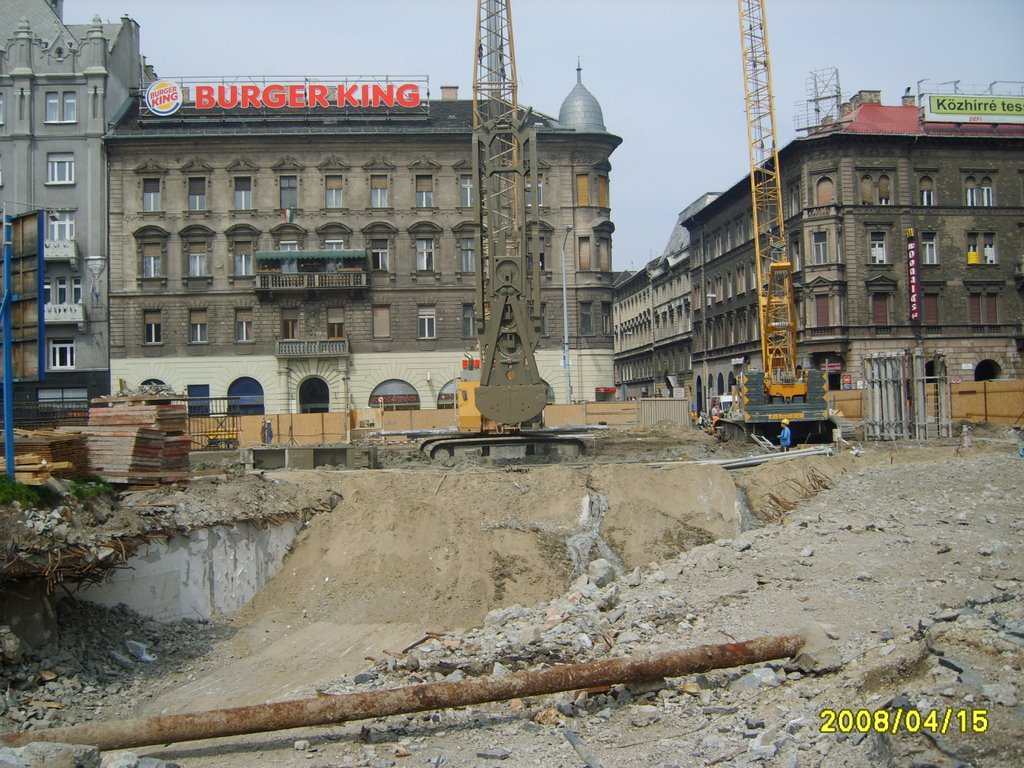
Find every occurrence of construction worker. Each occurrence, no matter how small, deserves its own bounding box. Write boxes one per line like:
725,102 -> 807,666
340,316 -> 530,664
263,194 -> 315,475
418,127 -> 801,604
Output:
779,418 -> 792,452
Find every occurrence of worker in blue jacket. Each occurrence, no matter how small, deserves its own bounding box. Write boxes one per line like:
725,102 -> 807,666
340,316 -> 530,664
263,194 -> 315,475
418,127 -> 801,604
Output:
779,418 -> 792,452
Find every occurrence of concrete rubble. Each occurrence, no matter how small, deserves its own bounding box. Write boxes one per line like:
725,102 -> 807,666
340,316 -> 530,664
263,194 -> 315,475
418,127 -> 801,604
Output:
0,423 -> 1020,766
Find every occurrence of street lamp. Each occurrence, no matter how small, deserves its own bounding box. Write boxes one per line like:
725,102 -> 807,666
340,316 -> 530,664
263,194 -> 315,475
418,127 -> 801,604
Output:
560,225 -> 573,404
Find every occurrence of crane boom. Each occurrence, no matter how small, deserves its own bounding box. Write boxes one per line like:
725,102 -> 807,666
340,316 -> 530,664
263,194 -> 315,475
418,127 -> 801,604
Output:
737,0 -> 805,400
471,0 -> 546,426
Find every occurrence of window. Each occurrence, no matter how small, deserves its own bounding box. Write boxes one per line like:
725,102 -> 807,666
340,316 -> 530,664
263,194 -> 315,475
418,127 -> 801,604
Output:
188,177 -> 207,210
49,339 -> 75,369
235,309 -> 253,342
968,293 -> 998,324
278,240 -> 299,252
576,174 -> 590,206
526,173 -> 544,207
878,175 -> 891,205
45,91 -> 76,123
416,238 -> 435,271
143,178 -> 161,211
815,177 -> 835,206
279,175 -> 297,211
372,305 -> 390,338
871,293 -> 889,325
812,231 -> 828,264
415,175 -> 434,207
859,175 -> 873,205
142,242 -> 163,278
325,175 -> 343,208
281,309 -> 299,339
0,92 -> 4,125
980,176 -> 993,206
579,301 -> 593,336
597,176 -> 610,208
459,174 -> 473,207
45,276 -> 81,305
578,236 -> 591,270
188,243 -> 209,277
869,232 -> 888,265
459,237 -> 476,272
370,174 -> 388,208
964,176 -> 977,206
540,302 -> 548,337
922,293 -> 939,325
233,241 -> 253,276
189,310 -> 208,343
814,294 -> 829,327
462,303 -> 475,338
919,176 -> 934,206
327,308 -> 345,339
982,233 -> 996,264
324,239 -> 346,250
921,232 -> 938,265
601,302 -> 612,334
370,238 -> 389,271
144,310 -> 162,344
47,153 -> 75,184
418,306 -> 436,339
48,211 -> 74,241
234,177 -> 252,210
789,236 -> 802,271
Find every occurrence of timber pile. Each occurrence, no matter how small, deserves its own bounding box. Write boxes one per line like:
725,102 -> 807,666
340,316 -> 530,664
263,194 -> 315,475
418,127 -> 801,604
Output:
68,396 -> 192,483
0,428 -> 90,485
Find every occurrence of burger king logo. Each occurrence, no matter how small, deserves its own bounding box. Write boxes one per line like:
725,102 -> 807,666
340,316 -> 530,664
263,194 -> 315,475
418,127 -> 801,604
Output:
145,80 -> 183,115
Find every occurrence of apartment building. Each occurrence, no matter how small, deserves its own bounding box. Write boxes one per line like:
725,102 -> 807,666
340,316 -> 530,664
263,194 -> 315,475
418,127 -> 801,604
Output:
104,73 -> 620,413
615,88 -> 1024,412
0,1 -> 143,405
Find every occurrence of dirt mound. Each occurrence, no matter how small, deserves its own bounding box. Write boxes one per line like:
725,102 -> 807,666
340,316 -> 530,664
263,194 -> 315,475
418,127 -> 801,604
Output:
237,462 -> 740,631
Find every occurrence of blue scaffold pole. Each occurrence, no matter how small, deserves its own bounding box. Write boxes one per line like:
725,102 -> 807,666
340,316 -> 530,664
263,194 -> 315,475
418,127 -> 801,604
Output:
2,215 -> 14,480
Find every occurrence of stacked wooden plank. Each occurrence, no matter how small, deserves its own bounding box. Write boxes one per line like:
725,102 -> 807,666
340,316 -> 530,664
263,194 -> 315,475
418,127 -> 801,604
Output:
0,428 -> 90,484
69,396 -> 192,484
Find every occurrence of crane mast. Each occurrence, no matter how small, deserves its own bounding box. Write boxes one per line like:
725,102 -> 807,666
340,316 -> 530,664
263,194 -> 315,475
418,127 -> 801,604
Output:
737,0 -> 805,401
471,0 -> 546,426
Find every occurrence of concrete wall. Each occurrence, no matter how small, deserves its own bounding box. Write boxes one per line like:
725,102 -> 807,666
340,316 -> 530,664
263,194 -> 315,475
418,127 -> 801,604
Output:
78,519 -> 303,622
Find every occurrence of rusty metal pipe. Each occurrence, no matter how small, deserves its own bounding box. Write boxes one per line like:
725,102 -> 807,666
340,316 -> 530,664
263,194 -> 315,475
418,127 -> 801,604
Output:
1,634 -> 804,751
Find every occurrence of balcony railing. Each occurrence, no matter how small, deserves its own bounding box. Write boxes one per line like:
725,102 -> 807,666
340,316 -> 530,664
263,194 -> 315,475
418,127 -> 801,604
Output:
44,238 -> 77,263
44,302 -> 84,324
275,339 -> 349,357
258,271 -> 366,290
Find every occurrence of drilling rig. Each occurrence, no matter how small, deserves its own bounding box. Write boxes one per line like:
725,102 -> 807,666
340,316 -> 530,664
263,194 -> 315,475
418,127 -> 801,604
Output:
718,0 -> 831,443
419,0 -> 588,459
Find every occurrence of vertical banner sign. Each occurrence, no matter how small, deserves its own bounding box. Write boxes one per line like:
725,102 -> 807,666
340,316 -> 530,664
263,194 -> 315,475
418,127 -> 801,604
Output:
906,228 -> 921,324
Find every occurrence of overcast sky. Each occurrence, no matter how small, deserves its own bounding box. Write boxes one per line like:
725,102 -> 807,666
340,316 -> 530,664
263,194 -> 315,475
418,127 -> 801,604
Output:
66,0 -> 1023,271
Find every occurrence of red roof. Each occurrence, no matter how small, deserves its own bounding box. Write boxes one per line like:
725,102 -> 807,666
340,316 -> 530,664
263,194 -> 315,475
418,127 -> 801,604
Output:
814,102 -> 1024,138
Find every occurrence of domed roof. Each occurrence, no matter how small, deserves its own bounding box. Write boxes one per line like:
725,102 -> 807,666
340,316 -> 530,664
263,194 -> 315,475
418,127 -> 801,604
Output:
558,64 -> 606,132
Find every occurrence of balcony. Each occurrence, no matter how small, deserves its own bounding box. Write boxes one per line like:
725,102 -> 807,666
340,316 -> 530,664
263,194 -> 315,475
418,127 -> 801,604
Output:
44,238 -> 77,264
44,302 -> 84,326
258,271 -> 367,291
255,249 -> 368,293
275,339 -> 349,358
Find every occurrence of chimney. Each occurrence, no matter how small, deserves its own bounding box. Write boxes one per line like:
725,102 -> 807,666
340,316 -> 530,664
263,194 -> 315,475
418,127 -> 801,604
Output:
840,101 -> 853,117
440,85 -> 459,101
902,94 -> 916,107
856,89 -> 882,105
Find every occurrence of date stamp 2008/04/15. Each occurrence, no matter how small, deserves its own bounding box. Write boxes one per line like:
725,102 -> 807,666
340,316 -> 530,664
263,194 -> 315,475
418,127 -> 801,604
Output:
819,708 -> 989,735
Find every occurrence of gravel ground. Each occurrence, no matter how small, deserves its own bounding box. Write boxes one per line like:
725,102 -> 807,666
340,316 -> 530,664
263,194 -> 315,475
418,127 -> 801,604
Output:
0,430 -> 1022,767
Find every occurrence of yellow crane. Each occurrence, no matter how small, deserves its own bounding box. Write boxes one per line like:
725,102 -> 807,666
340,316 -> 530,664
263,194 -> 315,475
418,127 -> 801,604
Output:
727,0 -> 830,440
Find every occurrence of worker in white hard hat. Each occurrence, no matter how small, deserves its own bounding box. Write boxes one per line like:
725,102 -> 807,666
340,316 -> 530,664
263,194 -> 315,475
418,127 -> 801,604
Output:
779,418 -> 792,452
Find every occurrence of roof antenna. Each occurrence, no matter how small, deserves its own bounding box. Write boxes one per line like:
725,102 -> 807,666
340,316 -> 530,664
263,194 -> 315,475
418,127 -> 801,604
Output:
576,57 -> 582,84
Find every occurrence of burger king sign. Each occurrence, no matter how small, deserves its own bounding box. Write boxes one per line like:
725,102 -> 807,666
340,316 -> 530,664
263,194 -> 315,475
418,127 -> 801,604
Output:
145,80 -> 183,116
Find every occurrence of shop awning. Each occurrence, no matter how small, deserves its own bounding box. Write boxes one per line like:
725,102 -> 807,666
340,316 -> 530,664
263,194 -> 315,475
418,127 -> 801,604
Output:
255,249 -> 367,261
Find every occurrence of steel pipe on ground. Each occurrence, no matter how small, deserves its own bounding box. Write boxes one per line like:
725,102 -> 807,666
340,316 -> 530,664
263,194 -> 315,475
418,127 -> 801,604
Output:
0,634 -> 805,752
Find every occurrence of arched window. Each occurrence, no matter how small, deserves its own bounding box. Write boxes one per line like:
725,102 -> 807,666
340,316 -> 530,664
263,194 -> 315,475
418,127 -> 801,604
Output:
298,377 -> 330,413
878,175 -> 891,204
964,176 -> 977,206
815,177 -> 835,206
227,376 -> 265,415
369,379 -> 420,411
437,379 -> 457,409
980,176 -> 994,206
860,175 -> 874,205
